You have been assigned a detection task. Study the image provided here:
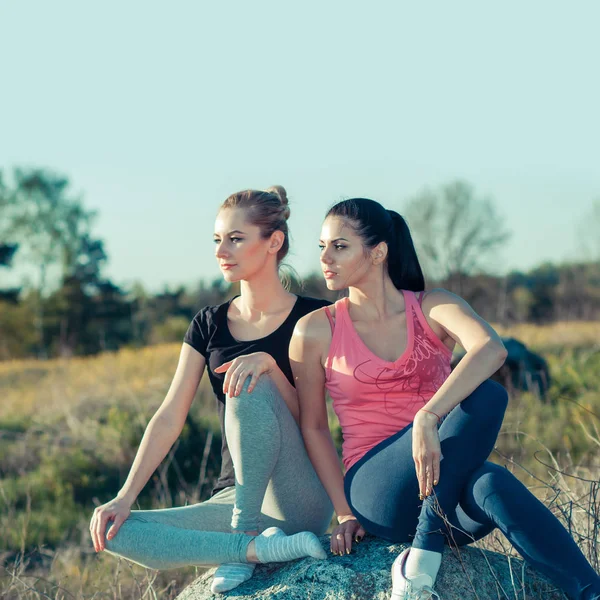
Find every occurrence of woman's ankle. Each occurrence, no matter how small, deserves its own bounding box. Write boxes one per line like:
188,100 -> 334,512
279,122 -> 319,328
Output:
233,528 -> 259,536
245,539 -> 259,563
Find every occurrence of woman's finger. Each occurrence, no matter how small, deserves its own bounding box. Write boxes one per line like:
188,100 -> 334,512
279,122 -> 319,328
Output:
246,371 -> 262,393
412,456 -> 419,495
338,529 -> 349,555
413,456 -> 421,496
344,530 -> 354,554
107,514 -> 125,541
356,525 -> 366,542
214,360 -> 233,374
222,365 -> 233,394
425,462 -> 433,497
90,513 -> 98,551
227,366 -> 243,397
432,453 -> 441,488
231,367 -> 248,397
332,531 -> 342,555
94,512 -> 103,552
95,513 -> 107,552
234,370 -> 250,397
418,457 -> 427,497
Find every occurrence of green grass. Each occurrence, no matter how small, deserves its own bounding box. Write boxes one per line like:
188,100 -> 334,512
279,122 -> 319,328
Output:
1,327 -> 599,598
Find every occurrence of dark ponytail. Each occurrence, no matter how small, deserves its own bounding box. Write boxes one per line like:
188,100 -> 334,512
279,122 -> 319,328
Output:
385,209 -> 425,291
326,199 -> 425,292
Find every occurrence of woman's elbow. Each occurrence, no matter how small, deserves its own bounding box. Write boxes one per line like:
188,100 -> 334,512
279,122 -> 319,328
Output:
490,339 -> 508,367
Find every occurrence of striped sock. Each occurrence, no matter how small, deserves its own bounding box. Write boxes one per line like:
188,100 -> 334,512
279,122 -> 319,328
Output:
254,527 -> 327,563
211,527 -> 285,594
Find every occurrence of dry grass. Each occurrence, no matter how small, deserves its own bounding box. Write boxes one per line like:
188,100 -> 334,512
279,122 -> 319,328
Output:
1,328 -> 599,599
495,320 -> 600,352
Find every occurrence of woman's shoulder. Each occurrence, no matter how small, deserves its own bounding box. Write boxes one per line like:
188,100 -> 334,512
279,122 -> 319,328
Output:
189,300 -> 231,331
292,300 -> 336,345
419,288 -> 465,311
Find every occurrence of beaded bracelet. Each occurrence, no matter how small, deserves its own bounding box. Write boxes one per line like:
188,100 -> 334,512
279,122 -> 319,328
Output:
418,408 -> 441,424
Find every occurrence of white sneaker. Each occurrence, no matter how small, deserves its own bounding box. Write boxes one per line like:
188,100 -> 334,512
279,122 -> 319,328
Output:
391,548 -> 441,600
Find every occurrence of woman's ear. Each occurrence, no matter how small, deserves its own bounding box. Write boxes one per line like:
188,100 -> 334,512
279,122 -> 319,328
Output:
371,241 -> 388,264
268,230 -> 285,255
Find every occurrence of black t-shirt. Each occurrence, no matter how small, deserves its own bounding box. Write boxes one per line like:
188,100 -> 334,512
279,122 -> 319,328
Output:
183,295 -> 330,496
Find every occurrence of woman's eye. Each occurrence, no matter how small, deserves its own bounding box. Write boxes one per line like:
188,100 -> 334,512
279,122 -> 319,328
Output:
231,237 -> 242,243
335,245 -> 346,250
318,244 -> 325,250
213,239 -> 220,244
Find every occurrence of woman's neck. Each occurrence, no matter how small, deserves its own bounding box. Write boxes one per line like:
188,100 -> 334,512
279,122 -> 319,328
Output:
237,268 -> 293,316
348,274 -> 404,320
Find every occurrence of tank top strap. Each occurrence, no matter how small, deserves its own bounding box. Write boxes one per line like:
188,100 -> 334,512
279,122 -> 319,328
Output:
336,296 -> 350,326
324,298 -> 347,379
417,290 -> 425,306
402,290 -> 416,340
323,305 -> 335,333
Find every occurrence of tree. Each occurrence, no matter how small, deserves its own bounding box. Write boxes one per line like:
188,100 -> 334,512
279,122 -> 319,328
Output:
0,171 -> 20,302
8,168 -> 96,356
404,180 -> 511,294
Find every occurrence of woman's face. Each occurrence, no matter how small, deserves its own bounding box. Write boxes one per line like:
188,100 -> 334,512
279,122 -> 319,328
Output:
319,216 -> 373,290
213,208 -> 274,283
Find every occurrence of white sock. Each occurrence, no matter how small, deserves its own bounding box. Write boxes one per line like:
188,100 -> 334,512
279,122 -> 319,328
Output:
254,527 -> 327,563
404,547 -> 442,588
211,563 -> 256,593
211,527 -> 285,593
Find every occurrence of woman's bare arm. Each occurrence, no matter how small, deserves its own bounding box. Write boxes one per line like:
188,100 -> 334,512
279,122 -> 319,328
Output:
91,343 -> 206,551
416,288 -> 508,422
116,343 -> 206,503
289,309 -> 352,519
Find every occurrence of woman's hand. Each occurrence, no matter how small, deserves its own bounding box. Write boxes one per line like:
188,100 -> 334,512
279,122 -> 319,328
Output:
412,411 -> 441,498
330,515 -> 366,556
90,496 -> 132,552
215,352 -> 276,397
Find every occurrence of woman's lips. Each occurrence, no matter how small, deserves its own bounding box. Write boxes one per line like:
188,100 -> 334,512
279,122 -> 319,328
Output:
323,270 -> 337,279
221,264 -> 236,270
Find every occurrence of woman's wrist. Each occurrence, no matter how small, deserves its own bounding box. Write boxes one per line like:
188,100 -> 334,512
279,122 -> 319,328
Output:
116,489 -> 136,505
258,352 -> 276,372
415,409 -> 440,427
337,513 -> 357,524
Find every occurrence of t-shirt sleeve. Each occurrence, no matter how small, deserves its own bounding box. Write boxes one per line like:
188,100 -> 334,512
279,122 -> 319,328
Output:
184,308 -> 210,358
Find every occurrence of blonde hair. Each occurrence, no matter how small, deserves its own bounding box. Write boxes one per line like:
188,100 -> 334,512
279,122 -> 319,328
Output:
221,186 -> 290,263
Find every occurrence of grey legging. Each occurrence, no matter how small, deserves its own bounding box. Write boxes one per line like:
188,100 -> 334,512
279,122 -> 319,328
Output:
103,376 -> 333,569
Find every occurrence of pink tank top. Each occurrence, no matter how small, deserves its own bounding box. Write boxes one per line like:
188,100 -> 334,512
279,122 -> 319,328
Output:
324,290 -> 453,471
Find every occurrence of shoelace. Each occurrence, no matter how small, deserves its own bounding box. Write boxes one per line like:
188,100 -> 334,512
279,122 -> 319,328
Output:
415,587 -> 440,600
401,584 -> 439,600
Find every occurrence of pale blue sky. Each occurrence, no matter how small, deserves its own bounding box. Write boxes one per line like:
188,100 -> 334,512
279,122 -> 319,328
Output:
1,1 -> 598,292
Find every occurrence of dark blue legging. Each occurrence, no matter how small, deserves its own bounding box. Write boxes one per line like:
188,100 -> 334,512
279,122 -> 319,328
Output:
344,379 -> 600,600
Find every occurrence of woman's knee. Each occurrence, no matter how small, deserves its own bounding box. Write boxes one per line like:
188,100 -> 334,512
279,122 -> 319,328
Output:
226,375 -> 278,406
462,462 -> 514,517
224,377 -> 281,441
463,379 -> 509,421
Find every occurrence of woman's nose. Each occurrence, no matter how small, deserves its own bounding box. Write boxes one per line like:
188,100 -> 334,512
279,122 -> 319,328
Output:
215,243 -> 229,259
321,251 -> 333,265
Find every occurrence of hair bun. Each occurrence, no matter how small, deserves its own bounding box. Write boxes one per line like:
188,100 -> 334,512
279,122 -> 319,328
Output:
266,185 -> 290,220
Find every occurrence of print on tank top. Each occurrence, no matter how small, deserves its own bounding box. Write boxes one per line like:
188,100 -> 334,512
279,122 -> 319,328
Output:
350,303 -> 450,415
325,290 -> 453,470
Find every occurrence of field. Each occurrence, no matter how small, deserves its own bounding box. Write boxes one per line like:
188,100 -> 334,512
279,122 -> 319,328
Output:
1,321 -> 599,599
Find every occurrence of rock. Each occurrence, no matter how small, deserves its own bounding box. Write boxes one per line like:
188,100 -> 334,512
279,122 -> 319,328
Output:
452,336 -> 551,399
176,536 -> 565,600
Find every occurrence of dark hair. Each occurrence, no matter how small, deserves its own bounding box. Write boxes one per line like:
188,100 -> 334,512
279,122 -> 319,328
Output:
326,198 -> 425,291
221,185 -> 290,263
